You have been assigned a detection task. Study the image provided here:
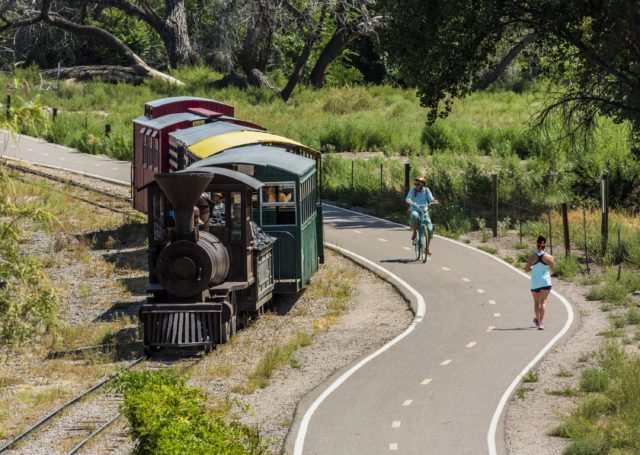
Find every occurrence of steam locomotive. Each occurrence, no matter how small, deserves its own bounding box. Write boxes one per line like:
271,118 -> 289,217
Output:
132,97 -> 324,354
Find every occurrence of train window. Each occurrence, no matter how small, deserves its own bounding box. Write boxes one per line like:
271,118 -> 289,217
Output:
229,192 -> 243,242
261,182 -> 296,226
262,183 -> 295,203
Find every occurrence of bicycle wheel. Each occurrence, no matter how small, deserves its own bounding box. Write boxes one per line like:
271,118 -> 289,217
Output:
421,226 -> 429,263
414,232 -> 422,260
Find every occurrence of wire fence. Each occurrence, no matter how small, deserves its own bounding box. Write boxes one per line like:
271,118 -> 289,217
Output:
322,158 -> 639,275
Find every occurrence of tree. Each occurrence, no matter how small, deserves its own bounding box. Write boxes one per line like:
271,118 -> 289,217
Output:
99,0 -> 199,68
0,0 -> 182,84
309,0 -> 381,88
280,1 -> 330,101
379,0 -> 640,142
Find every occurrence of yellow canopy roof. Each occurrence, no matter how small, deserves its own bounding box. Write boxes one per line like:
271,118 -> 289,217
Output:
187,130 -> 305,159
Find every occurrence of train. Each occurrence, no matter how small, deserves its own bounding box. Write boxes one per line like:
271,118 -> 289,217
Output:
131,97 -> 324,355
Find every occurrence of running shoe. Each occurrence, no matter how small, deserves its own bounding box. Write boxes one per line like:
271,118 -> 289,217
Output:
538,323 -> 544,330
533,318 -> 538,327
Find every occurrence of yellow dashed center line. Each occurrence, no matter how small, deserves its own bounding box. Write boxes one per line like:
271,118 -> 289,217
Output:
421,378 -> 432,385
26,148 -> 32,152
466,341 -> 477,348
462,277 -> 471,282
389,443 -> 398,451
489,300 -> 496,305
486,326 -> 495,332
402,246 -> 411,251
477,289 -> 485,294
378,238 -> 388,242
494,313 -> 501,317
352,229 -> 362,234
441,266 -> 451,271
392,421 -> 401,428
402,399 -> 413,406
440,359 -> 452,366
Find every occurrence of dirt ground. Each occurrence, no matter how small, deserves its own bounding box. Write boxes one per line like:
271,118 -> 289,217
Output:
458,229 -> 640,454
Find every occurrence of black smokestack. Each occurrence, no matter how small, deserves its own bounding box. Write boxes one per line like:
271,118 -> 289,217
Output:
155,173 -> 213,235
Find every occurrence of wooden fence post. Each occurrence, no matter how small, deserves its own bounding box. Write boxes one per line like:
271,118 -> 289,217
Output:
562,202 -> 570,257
105,124 -> 111,136
617,227 -> 622,281
518,188 -> 523,245
583,207 -> 590,274
491,174 -> 498,237
5,94 -> 10,119
351,160 -> 354,190
380,164 -> 383,192
601,174 -> 609,256
548,208 -> 553,255
404,163 -> 411,195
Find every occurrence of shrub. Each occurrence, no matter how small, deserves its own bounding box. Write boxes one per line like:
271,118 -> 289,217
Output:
580,368 -> 610,393
115,370 -> 270,455
555,255 -> 582,279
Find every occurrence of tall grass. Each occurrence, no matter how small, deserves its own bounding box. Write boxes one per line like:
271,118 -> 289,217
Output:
554,344 -> 640,454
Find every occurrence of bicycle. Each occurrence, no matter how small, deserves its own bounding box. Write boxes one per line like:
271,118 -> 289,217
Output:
411,203 -> 433,263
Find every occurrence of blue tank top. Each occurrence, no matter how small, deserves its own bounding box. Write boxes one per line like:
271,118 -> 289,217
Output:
531,252 -> 551,289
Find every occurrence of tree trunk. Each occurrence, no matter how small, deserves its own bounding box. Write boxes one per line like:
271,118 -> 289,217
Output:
476,32 -> 537,91
41,65 -> 147,84
281,4 -> 328,102
242,0 -> 275,73
309,28 -> 358,88
163,0 -> 199,67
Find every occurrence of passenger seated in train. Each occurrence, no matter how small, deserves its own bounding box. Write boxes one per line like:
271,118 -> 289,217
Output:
210,193 -> 225,228
195,192 -> 213,232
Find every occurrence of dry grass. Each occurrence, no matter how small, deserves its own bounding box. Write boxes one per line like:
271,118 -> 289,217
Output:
0,169 -> 144,442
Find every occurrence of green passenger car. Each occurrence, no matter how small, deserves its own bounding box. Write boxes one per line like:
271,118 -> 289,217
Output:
189,145 -> 324,292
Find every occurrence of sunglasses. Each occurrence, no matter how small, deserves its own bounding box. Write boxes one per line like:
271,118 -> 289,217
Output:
414,181 -> 424,185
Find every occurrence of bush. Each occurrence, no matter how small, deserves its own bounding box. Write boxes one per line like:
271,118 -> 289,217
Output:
115,370 -> 270,455
580,368 -> 610,393
555,255 -> 582,279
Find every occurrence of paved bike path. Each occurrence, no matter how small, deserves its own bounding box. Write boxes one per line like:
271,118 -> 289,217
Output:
287,207 -> 572,454
0,131 -> 574,454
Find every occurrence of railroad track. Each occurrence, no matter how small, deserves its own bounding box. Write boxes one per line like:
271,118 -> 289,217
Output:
0,159 -> 133,216
0,356 -> 144,455
0,354 -> 206,455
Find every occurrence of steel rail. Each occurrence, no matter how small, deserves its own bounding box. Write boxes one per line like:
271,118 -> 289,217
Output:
0,356 -> 144,453
0,158 -> 131,203
60,354 -> 206,455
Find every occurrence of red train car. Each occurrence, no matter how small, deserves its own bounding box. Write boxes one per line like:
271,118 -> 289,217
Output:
132,97 -> 264,212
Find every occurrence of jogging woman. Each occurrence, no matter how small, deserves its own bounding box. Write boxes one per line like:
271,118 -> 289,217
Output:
524,235 -> 555,330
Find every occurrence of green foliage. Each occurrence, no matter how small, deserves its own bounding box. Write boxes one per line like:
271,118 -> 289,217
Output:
556,344 -> 640,454
246,331 -> 312,392
522,371 -> 539,383
379,0 -> 640,147
0,168 -> 60,346
586,271 -> 640,305
114,370 -> 270,455
580,368 -> 609,393
555,255 -> 582,280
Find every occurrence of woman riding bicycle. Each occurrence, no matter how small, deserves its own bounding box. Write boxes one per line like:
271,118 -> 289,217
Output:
405,176 -> 438,255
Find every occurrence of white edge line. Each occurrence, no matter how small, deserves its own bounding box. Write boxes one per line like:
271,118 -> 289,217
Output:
293,241 -> 425,455
486,287 -> 573,455
321,203 -> 575,455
